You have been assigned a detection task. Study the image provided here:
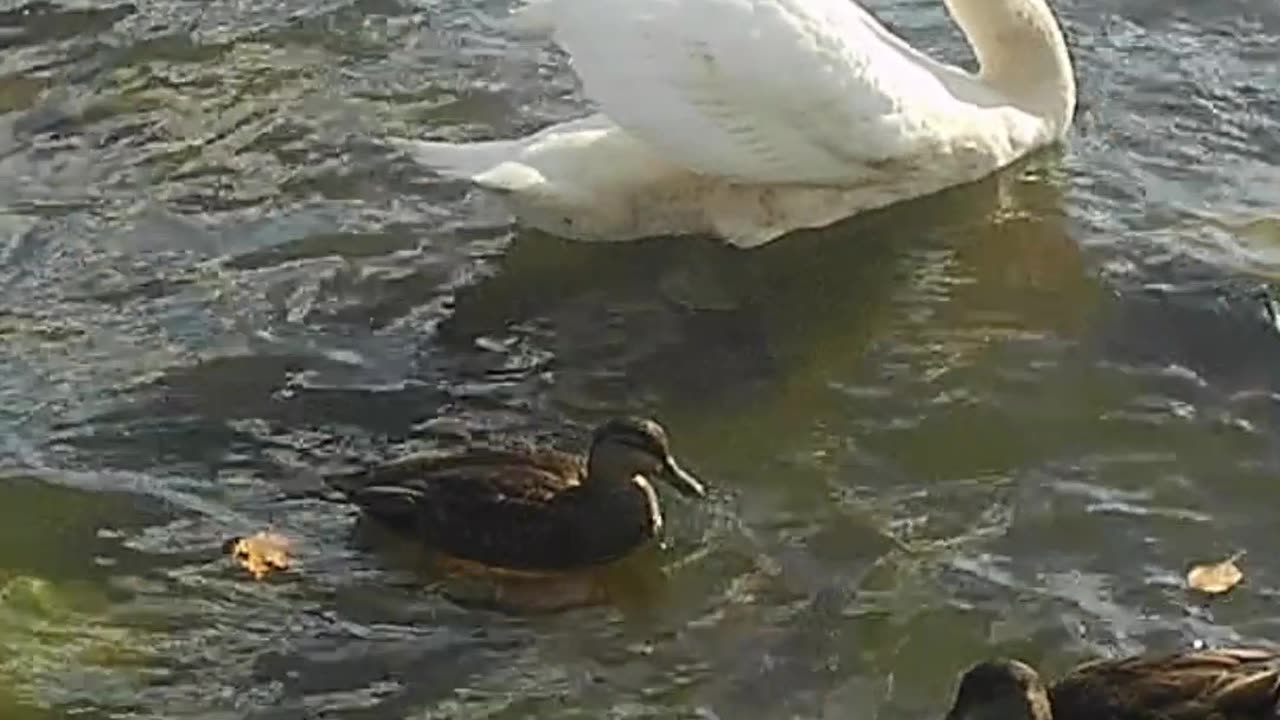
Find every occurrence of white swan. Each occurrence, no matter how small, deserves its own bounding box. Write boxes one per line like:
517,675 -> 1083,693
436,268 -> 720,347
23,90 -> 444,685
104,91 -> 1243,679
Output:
393,0 -> 1076,248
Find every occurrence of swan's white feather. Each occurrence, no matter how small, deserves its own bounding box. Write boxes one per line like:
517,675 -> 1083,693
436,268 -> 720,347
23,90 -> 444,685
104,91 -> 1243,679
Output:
517,0 -> 975,183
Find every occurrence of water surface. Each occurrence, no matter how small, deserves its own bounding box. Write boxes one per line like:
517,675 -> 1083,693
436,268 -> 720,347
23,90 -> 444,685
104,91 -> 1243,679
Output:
3,0 -> 1280,717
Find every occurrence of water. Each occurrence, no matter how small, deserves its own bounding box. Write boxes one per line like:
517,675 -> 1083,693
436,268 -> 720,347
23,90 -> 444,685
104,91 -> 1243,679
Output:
3,0 -> 1280,717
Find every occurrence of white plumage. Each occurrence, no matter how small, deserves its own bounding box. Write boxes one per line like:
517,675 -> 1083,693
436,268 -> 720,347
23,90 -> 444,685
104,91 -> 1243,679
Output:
393,0 -> 1076,247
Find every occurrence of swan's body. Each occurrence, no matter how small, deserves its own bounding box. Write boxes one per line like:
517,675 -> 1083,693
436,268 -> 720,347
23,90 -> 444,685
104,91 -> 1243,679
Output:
394,0 -> 1076,248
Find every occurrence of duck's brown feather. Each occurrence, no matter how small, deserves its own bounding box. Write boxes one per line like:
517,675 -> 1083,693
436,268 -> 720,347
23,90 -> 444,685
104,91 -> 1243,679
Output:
330,446 -> 587,499
1050,648 -> 1280,720
328,447 -> 657,572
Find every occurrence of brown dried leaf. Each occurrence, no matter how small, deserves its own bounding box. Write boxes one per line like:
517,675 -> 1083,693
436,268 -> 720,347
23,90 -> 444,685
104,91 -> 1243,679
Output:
1187,552 -> 1245,594
224,531 -> 291,580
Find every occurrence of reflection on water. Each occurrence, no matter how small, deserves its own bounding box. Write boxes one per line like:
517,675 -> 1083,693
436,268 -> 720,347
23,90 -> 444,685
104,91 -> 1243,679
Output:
344,517 -> 676,615
3,0 -> 1280,717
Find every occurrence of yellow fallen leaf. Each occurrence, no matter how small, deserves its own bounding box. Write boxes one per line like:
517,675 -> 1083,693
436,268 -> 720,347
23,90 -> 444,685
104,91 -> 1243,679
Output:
1186,552 -> 1245,594
224,531 -> 291,580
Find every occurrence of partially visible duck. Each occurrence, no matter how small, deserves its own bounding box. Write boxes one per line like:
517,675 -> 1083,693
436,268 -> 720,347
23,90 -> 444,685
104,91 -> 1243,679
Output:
945,647 -> 1280,720
328,417 -> 706,573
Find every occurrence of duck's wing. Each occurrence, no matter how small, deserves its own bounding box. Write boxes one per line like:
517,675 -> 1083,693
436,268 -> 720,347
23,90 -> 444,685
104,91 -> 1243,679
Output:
329,447 -> 583,516
335,447 -> 583,497
1051,648 -> 1280,720
511,0 -> 972,184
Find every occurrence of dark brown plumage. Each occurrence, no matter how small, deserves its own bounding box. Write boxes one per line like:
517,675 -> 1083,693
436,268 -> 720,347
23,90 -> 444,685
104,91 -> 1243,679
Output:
945,648 -> 1280,720
328,417 -> 706,573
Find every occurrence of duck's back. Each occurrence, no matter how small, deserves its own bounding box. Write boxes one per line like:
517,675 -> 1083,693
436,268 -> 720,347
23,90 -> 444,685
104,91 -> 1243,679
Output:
1049,649 -> 1280,720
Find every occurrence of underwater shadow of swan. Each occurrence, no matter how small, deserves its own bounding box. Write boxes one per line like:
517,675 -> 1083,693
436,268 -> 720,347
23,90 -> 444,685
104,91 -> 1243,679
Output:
434,155 -> 1091,428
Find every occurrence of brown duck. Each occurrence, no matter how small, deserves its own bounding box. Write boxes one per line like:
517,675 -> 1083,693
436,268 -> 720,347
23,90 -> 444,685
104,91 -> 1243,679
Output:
944,647 -> 1280,720
328,417 -> 706,573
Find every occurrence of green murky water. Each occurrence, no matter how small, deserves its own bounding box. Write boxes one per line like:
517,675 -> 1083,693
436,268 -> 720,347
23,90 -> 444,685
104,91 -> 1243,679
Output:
3,0 -> 1280,717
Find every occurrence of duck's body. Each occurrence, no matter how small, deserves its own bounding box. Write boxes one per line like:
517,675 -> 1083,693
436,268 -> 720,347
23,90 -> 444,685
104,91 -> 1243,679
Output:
946,648 -> 1280,720
393,0 -> 1076,247
329,418 -> 705,573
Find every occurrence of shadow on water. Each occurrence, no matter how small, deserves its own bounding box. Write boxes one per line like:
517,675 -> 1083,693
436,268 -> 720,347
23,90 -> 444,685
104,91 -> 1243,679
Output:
346,517 -> 674,616
0,473 -> 170,720
441,153 -> 1089,414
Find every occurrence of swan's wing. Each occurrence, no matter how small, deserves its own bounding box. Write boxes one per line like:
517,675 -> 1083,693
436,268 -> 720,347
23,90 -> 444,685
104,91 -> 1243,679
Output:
512,0 -> 967,184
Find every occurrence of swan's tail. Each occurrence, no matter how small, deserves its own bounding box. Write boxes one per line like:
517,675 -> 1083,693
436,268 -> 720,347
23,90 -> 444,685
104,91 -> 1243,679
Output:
388,116 -> 618,194
387,137 -> 524,181
387,136 -> 548,194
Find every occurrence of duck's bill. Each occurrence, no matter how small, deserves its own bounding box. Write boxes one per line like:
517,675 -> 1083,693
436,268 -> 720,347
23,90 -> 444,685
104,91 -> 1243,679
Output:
661,455 -> 706,498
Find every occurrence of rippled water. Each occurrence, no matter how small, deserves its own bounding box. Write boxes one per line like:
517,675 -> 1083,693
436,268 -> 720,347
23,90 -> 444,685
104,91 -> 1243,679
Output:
3,0 -> 1280,717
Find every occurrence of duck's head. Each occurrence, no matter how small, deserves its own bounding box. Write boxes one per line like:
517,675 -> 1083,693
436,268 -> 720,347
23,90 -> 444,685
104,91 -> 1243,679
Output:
588,417 -> 706,498
944,659 -> 1053,720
